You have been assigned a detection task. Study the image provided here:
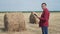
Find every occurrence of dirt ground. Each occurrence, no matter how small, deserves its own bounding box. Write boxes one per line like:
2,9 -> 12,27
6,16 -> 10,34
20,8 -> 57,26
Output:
0,12 -> 60,34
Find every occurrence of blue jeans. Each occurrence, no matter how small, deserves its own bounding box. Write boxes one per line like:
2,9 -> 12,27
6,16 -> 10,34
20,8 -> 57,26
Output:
41,26 -> 48,34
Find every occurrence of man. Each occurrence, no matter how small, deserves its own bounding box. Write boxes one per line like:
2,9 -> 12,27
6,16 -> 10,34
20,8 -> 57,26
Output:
33,3 -> 50,34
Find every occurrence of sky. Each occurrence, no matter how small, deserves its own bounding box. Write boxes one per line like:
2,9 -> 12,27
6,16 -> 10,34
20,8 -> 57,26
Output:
0,0 -> 60,11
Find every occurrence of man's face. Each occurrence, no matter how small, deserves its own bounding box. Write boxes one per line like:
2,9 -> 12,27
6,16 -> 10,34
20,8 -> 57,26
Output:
41,4 -> 46,10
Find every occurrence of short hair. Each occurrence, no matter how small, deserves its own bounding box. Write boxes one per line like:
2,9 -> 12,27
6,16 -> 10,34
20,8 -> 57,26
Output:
41,3 -> 47,6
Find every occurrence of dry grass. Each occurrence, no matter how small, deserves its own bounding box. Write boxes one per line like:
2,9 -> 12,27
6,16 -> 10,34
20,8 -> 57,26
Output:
0,12 -> 60,34
4,13 -> 26,31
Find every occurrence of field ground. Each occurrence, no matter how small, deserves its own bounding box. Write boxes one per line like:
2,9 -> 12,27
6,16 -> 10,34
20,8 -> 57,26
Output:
0,12 -> 60,34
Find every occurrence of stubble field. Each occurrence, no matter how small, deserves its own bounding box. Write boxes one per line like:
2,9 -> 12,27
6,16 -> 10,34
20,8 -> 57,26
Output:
0,12 -> 60,34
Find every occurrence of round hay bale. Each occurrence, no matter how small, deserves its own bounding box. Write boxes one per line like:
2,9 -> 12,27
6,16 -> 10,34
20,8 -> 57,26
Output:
29,12 -> 39,24
4,13 -> 26,32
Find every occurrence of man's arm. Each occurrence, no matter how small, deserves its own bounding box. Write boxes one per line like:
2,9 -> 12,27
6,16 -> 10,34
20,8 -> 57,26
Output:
40,9 -> 49,21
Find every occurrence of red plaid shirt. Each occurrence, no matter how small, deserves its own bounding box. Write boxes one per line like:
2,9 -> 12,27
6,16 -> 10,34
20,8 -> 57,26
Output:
39,8 -> 50,27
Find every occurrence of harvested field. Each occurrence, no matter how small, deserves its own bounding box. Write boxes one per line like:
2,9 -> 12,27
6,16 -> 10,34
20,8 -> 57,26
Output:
0,12 -> 60,34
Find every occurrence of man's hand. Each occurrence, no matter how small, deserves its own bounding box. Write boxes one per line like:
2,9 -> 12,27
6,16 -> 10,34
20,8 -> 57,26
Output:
31,12 -> 40,19
33,12 -> 40,19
